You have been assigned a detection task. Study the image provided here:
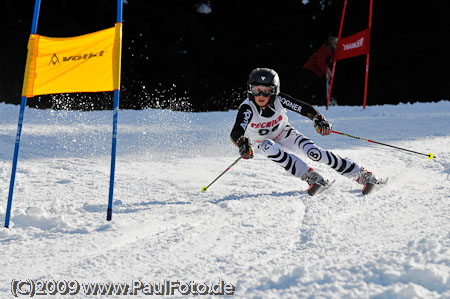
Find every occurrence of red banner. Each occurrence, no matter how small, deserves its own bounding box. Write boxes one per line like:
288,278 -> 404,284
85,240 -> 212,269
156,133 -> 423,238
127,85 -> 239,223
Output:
335,28 -> 370,61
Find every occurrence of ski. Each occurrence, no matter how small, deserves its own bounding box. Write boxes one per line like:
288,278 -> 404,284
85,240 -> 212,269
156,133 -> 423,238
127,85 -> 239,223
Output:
308,179 -> 335,196
362,177 -> 389,195
305,177 -> 388,196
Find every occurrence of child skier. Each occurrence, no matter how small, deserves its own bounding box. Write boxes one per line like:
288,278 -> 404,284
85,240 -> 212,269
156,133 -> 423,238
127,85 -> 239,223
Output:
230,68 -> 381,195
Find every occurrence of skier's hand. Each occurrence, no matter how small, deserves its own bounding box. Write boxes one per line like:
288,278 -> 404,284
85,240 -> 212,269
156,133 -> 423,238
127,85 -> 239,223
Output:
313,114 -> 332,136
237,136 -> 254,159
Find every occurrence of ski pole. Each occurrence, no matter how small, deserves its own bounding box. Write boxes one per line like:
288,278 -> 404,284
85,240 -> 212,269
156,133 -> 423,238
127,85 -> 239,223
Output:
331,130 -> 435,159
202,157 -> 242,192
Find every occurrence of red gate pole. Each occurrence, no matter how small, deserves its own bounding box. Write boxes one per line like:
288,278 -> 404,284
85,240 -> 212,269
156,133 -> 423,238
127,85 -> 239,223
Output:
327,0 -> 347,110
363,0 -> 373,109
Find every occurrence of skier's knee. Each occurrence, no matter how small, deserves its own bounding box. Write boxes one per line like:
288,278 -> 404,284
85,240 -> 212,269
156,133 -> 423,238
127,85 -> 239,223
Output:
259,139 -> 280,157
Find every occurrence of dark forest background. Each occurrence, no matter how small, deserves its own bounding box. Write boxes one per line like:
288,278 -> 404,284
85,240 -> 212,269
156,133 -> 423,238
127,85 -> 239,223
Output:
0,0 -> 449,111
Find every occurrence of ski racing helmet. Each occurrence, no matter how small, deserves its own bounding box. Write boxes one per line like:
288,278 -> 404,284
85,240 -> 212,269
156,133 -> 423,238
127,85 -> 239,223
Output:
247,68 -> 280,105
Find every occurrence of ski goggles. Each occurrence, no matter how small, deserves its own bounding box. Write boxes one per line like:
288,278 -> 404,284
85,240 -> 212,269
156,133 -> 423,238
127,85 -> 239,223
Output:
249,85 -> 275,97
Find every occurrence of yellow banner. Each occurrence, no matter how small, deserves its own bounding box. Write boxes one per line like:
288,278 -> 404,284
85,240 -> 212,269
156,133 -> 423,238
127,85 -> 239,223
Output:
22,23 -> 122,97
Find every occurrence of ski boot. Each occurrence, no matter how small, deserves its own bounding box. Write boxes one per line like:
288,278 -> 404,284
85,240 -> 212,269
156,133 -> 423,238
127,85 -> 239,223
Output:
302,168 -> 333,196
356,169 -> 388,195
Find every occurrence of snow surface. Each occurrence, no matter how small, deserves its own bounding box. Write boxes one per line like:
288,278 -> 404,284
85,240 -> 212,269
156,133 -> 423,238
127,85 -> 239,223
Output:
0,101 -> 449,298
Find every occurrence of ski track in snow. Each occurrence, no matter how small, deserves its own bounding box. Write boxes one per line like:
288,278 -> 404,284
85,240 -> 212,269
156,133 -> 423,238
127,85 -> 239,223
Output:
0,101 -> 449,298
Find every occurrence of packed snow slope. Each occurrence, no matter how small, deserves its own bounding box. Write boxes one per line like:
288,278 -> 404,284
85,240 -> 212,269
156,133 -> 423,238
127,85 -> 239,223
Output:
0,101 -> 449,298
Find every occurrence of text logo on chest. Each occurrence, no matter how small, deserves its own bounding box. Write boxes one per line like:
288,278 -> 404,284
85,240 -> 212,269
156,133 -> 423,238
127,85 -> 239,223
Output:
250,115 -> 283,129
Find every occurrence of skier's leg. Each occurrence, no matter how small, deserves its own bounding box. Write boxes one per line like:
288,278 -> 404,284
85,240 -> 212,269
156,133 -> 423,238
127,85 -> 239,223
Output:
257,139 -> 310,179
258,139 -> 335,195
277,125 -> 362,179
274,125 -> 383,193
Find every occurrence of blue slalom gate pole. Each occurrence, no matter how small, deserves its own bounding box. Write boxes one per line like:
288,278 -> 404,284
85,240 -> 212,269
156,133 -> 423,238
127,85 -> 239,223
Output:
107,91 -> 120,221
4,0 -> 41,228
30,0 -> 41,34
5,97 -> 28,228
107,0 -> 123,221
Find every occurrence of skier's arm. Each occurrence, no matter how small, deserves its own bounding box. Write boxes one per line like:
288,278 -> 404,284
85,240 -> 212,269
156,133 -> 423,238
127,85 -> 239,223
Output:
230,104 -> 253,145
279,92 -> 332,136
230,104 -> 255,159
278,92 -> 321,120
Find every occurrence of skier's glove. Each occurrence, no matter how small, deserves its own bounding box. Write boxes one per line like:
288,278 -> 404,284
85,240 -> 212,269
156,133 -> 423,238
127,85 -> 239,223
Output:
237,136 -> 254,159
313,114 -> 332,136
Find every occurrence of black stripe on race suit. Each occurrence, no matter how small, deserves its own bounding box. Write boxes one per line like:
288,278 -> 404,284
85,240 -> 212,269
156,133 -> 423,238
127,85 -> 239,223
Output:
268,149 -> 282,160
326,151 -> 333,165
330,152 -> 339,169
266,145 -> 286,162
295,136 -> 311,149
270,152 -> 297,176
328,152 -> 356,175
302,142 -> 315,149
268,150 -> 297,175
291,160 -> 297,175
285,127 -> 294,138
277,152 -> 288,164
284,156 -> 293,171
337,159 -> 347,173
342,162 -> 356,175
